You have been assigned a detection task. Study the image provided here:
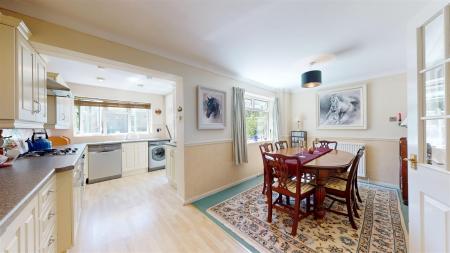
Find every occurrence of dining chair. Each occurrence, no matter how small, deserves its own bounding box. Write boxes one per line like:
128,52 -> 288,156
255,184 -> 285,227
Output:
259,143 -> 275,195
274,140 -> 289,150
324,147 -> 365,229
316,140 -> 338,150
332,165 -> 363,203
264,153 -> 315,236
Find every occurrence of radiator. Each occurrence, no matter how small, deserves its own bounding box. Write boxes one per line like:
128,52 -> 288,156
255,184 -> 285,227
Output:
337,142 -> 366,177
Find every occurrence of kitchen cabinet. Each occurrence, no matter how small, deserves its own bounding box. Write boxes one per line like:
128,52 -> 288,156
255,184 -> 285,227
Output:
165,146 -> 177,189
122,142 -> 149,175
46,96 -> 72,129
0,196 -> 39,253
0,13 -> 47,128
56,151 -> 85,253
0,175 -> 57,253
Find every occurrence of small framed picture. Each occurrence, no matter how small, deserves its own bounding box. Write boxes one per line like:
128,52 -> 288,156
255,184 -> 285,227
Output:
197,86 -> 226,129
317,84 -> 367,129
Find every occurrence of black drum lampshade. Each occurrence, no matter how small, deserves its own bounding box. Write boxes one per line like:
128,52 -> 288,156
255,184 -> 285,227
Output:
301,70 -> 322,88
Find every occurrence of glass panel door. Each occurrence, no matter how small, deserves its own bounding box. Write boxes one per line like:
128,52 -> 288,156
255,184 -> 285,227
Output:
420,11 -> 448,169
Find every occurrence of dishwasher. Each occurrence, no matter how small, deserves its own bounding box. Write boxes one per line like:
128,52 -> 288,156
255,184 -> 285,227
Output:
88,143 -> 122,184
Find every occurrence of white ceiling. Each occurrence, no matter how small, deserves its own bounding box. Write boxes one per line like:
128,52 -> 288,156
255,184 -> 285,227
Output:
43,55 -> 175,94
0,0 -> 431,89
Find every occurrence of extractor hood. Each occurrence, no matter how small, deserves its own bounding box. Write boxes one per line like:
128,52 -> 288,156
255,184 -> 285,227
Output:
47,72 -> 72,97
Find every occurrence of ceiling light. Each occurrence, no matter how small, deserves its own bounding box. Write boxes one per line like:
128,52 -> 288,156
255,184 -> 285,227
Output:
97,77 -> 105,82
301,70 -> 321,88
301,61 -> 322,88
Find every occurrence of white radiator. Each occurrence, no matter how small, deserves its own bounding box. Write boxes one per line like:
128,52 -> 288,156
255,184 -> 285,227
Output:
337,142 -> 366,177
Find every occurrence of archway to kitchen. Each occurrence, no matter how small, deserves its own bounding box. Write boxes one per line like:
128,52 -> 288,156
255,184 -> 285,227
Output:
34,43 -> 186,200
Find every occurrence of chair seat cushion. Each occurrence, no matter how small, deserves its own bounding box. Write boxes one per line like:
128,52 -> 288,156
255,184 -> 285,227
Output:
325,177 -> 347,192
272,180 -> 315,194
332,171 -> 350,180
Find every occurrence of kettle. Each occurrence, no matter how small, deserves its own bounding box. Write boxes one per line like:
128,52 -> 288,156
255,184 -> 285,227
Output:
26,130 -> 52,152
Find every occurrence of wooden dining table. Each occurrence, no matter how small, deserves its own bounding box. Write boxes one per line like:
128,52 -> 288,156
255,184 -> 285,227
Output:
268,147 -> 355,220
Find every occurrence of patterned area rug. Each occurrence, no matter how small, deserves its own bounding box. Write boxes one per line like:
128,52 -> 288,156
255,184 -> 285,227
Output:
207,184 -> 408,253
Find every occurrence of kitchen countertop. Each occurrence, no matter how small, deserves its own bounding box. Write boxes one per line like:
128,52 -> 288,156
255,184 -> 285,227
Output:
0,143 -> 86,234
84,138 -> 171,146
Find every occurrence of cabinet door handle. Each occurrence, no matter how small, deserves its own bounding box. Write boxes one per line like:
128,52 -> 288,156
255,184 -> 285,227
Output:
48,236 -> 55,247
33,100 -> 39,113
47,211 -> 55,220
46,189 -> 55,196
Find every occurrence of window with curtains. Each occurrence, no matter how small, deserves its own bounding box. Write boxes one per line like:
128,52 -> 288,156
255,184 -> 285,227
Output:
74,97 -> 151,136
244,95 -> 272,142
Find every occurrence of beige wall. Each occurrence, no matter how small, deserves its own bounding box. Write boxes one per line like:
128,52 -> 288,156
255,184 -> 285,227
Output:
184,142 -> 263,202
48,83 -> 168,144
291,73 -> 408,187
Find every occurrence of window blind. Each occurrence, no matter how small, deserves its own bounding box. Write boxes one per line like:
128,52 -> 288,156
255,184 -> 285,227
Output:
74,97 -> 151,109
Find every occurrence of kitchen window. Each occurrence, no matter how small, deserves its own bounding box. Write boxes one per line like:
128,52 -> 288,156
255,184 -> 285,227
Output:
245,95 -> 272,142
74,97 -> 151,136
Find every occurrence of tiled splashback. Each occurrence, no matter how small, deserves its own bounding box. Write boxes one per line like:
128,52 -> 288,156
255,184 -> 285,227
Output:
2,129 -> 34,140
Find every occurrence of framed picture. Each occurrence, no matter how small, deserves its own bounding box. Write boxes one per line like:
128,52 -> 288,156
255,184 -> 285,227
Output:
197,86 -> 226,129
317,84 -> 367,129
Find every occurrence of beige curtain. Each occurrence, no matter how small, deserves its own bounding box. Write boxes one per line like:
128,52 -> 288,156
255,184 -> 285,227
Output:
272,97 -> 281,141
232,87 -> 248,165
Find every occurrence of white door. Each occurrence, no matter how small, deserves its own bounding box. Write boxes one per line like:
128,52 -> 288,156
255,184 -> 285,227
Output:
34,54 -> 47,123
16,33 -> 35,122
121,143 -> 135,172
134,142 -> 148,170
407,3 -> 450,253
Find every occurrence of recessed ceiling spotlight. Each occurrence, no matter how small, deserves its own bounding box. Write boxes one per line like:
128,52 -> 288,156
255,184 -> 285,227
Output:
146,75 -> 153,79
97,66 -> 105,70
97,77 -> 105,82
137,84 -> 144,88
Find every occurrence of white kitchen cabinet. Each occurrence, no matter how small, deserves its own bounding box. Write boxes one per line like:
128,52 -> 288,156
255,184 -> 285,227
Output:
0,12 -> 47,128
165,146 -> 176,188
122,142 -> 149,175
46,96 -> 72,129
0,192 -> 40,253
34,55 -> 48,123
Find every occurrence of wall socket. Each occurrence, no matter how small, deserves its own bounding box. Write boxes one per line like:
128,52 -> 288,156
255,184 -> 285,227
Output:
389,116 -> 398,122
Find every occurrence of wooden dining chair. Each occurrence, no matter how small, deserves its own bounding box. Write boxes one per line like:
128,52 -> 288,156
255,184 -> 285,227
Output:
317,140 -> 338,150
324,147 -> 365,229
274,140 -> 289,150
264,153 -> 315,236
332,165 -> 363,204
259,143 -> 275,194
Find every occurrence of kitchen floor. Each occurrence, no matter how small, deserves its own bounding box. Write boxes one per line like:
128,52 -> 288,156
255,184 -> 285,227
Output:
71,170 -> 246,253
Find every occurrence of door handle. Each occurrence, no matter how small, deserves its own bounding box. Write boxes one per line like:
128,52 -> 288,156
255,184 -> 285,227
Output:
403,154 -> 417,170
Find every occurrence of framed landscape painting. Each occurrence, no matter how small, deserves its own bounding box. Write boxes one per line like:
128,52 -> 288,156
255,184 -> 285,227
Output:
317,84 -> 367,129
197,86 -> 226,129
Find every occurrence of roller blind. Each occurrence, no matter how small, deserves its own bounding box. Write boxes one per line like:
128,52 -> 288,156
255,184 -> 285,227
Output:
74,97 -> 151,109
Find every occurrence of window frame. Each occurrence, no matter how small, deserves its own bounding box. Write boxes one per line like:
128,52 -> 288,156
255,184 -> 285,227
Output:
244,93 -> 274,143
74,105 -> 151,137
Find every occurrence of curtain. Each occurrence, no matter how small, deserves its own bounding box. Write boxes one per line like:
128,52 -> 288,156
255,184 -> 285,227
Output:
232,87 -> 248,165
272,97 -> 281,141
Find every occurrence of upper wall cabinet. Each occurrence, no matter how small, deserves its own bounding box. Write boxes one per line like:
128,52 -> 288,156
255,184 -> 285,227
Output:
0,12 -> 47,128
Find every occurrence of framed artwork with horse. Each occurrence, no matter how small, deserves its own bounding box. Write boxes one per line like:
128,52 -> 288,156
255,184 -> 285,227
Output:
317,84 -> 367,129
197,86 -> 226,129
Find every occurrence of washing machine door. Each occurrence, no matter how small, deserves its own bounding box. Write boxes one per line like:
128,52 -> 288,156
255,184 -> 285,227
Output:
152,146 -> 166,162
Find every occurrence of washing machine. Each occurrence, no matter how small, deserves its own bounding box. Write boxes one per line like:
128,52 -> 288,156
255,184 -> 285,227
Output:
148,141 -> 169,171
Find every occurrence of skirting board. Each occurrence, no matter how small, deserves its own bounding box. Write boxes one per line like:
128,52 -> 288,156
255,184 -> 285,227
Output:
183,173 -> 263,205
359,178 -> 399,190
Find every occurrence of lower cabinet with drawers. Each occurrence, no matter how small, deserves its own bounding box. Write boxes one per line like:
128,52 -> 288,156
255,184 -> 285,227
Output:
0,175 -> 57,253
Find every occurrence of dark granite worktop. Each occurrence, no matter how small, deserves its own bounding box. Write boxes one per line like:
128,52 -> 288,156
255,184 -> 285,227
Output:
0,144 -> 86,234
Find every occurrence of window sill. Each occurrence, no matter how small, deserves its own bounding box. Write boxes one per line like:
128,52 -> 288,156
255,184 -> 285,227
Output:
247,140 -> 272,145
